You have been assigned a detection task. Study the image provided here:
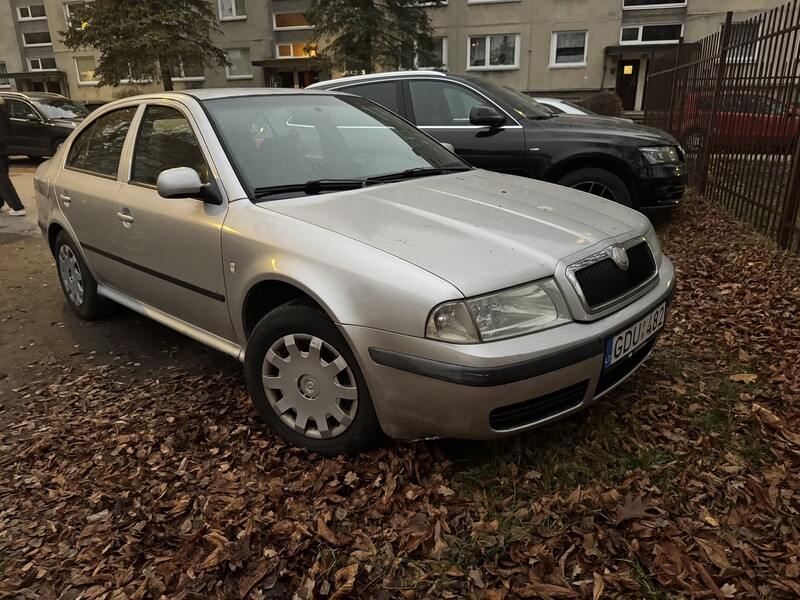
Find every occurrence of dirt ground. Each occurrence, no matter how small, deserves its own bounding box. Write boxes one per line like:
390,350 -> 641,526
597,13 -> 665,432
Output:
0,157 -> 239,425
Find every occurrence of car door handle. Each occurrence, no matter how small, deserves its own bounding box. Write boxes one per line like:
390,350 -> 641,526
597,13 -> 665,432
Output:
116,210 -> 134,226
59,192 -> 71,206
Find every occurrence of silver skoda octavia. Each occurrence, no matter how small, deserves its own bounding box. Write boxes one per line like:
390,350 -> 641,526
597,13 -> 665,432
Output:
34,89 -> 675,455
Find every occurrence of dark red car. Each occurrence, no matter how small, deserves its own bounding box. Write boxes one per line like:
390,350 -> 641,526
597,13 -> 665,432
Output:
677,92 -> 800,153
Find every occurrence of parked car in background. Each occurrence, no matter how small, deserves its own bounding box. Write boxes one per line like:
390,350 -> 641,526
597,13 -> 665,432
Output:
678,91 -> 800,153
535,97 -> 635,123
34,89 -> 676,455
0,91 -> 88,158
80,100 -> 110,113
309,71 -> 685,211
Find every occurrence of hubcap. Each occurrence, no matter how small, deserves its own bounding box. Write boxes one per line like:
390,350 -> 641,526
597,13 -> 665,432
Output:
571,181 -> 617,201
58,245 -> 84,307
262,333 -> 358,439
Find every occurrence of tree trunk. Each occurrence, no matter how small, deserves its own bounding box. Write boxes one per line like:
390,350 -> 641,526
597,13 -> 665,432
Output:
159,54 -> 174,91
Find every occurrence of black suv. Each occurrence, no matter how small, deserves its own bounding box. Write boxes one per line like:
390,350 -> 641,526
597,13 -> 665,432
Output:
0,91 -> 89,158
309,71 -> 686,210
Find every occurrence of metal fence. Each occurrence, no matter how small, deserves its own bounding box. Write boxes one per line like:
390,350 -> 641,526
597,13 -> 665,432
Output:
643,2 -> 800,254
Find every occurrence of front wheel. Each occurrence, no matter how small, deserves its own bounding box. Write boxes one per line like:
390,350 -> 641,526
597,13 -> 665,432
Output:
557,168 -> 632,207
244,300 -> 382,456
54,231 -> 107,320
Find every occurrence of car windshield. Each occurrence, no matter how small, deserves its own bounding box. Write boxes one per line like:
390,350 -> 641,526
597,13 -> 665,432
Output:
464,78 -> 552,119
30,98 -> 89,120
204,94 -> 469,198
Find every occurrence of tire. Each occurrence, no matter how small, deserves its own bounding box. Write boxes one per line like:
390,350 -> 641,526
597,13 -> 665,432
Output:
682,129 -> 706,153
244,300 -> 382,456
54,231 -> 107,320
557,167 -> 632,207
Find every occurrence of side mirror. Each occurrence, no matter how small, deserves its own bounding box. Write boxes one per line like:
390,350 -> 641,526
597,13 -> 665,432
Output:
440,142 -> 455,153
156,167 -> 222,205
26,113 -> 42,122
469,105 -> 506,127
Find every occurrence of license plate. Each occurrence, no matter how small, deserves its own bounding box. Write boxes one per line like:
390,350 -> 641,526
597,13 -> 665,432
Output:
604,302 -> 666,369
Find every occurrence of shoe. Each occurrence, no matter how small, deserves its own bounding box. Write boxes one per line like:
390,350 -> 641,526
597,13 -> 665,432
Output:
8,209 -> 26,216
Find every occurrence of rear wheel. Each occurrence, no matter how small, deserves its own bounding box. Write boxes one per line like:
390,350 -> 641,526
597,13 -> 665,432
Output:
683,129 -> 706,153
557,168 -> 632,207
244,300 -> 382,456
51,138 -> 66,156
54,231 -> 107,320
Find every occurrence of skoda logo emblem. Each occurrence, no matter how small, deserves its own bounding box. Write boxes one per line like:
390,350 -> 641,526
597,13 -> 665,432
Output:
610,246 -> 629,270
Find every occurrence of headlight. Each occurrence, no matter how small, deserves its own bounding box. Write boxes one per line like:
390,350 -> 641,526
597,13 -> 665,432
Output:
644,226 -> 663,268
426,279 -> 571,343
640,146 -> 680,165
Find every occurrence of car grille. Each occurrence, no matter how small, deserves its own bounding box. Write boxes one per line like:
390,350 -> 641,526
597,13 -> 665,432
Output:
489,381 -> 589,431
572,242 -> 656,310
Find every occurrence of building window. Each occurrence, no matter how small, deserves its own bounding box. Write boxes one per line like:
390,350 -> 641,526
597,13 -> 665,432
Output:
75,56 -> 97,84
276,42 -> 317,59
64,2 -> 88,28
418,37 -> 447,69
273,12 -> 311,30
468,34 -> 520,70
17,5 -> 47,20
22,31 -> 53,47
550,31 -> 587,67
623,0 -> 687,8
28,57 -> 57,71
728,22 -> 760,63
226,48 -> 252,79
0,63 -> 9,88
219,0 -> 246,20
170,56 -> 205,81
620,24 -> 683,44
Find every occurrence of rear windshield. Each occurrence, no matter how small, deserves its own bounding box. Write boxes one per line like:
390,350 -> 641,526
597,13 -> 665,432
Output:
31,98 -> 89,120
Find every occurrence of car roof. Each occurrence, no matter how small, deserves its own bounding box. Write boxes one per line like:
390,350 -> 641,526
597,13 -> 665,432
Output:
307,70 -> 449,89
102,88 -> 345,104
0,91 -> 67,100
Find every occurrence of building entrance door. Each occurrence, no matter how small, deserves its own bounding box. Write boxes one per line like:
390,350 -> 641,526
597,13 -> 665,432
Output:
616,59 -> 640,110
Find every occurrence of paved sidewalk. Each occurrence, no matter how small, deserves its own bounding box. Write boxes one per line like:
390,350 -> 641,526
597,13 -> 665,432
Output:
0,167 -> 40,238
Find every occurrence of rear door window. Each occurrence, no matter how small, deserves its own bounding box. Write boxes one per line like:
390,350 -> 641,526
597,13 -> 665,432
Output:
340,82 -> 402,114
66,107 -> 137,178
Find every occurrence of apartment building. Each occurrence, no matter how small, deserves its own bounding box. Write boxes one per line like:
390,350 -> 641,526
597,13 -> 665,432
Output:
426,0 -> 779,110
0,0 -> 65,94
0,0 -> 321,100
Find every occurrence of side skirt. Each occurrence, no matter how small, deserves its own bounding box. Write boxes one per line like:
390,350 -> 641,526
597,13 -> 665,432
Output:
97,284 -> 244,362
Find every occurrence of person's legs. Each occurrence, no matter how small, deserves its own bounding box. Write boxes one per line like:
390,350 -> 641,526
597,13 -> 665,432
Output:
0,154 -> 26,212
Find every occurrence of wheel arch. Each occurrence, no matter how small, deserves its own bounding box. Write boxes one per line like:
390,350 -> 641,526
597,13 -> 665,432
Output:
47,222 -> 66,257
241,278 -> 327,341
544,154 -> 640,204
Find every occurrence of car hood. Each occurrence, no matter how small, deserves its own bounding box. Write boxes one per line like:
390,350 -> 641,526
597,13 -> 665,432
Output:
537,114 -> 680,146
261,170 -> 650,297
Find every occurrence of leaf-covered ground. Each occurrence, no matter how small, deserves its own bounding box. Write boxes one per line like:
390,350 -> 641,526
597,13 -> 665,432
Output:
1,194 -> 798,599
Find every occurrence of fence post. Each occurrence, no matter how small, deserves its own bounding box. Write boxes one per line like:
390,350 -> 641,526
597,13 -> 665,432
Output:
697,11 -> 733,194
667,38 -> 683,136
778,149 -> 800,249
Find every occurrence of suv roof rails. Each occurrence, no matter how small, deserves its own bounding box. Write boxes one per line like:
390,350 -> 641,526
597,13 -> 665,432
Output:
309,70 -> 448,88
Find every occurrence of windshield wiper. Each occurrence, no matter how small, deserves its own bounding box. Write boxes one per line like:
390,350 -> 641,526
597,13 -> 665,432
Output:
253,178 -> 368,198
366,166 -> 471,183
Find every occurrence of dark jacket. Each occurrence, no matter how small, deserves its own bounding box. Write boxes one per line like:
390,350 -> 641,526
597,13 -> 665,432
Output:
0,101 -> 10,157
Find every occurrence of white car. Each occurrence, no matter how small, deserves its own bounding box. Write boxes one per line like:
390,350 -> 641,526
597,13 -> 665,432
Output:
535,97 -> 634,123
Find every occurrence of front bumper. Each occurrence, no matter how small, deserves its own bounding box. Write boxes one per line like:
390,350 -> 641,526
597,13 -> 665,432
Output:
637,164 -> 687,209
341,257 -> 676,440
